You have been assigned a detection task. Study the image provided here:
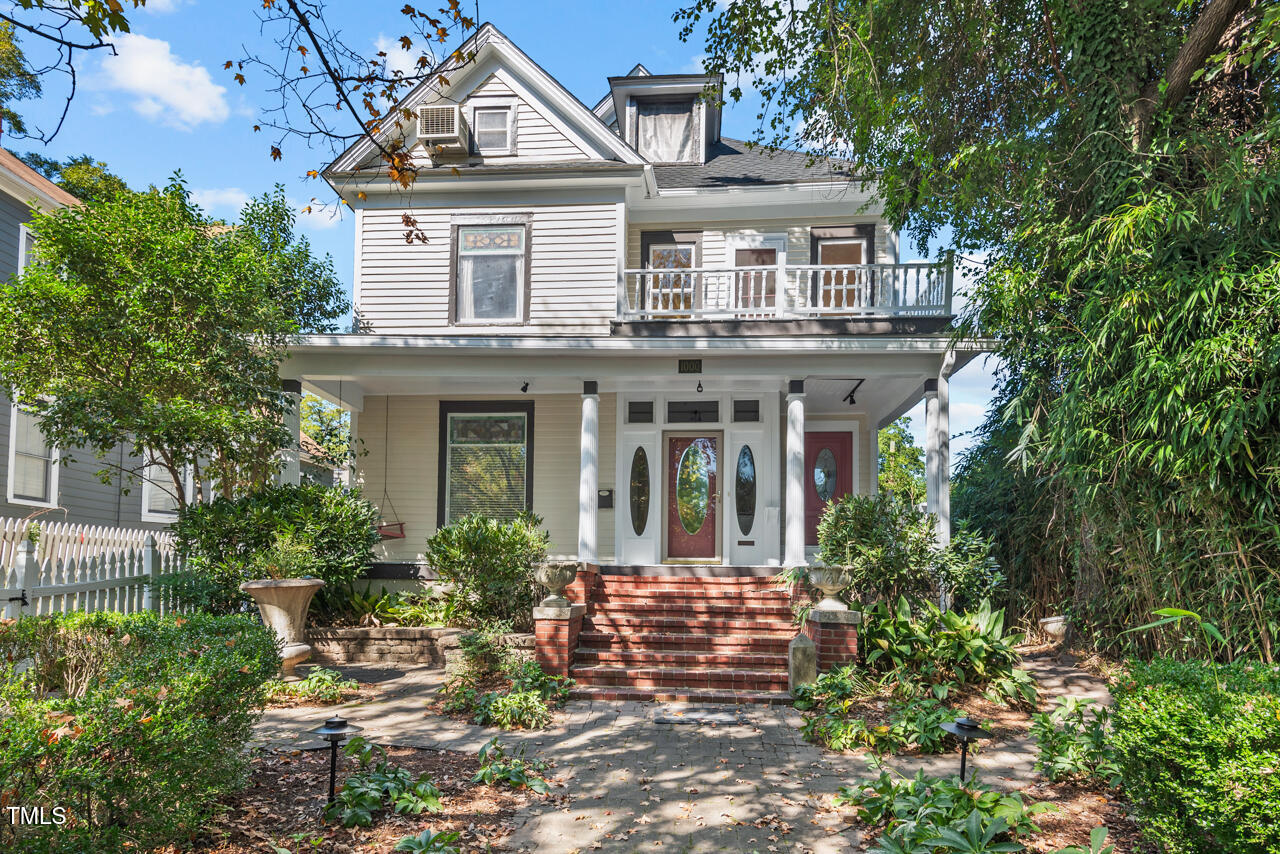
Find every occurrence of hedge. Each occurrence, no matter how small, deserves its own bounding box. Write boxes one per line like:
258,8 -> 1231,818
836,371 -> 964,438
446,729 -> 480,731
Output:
0,611 -> 279,853
1111,658 -> 1280,854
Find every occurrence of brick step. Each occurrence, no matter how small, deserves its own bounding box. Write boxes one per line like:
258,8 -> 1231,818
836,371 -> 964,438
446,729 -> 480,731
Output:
574,647 -> 788,669
584,615 -> 797,636
577,630 -> 792,654
569,685 -> 793,705
589,601 -> 794,619
598,577 -> 781,592
570,664 -> 790,691
593,590 -> 791,605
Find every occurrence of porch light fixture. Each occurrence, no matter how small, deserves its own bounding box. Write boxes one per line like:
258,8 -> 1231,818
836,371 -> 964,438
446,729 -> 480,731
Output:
521,382 -> 529,393
696,381 -> 703,393
309,714 -> 363,806
940,717 -> 992,783
842,379 -> 866,405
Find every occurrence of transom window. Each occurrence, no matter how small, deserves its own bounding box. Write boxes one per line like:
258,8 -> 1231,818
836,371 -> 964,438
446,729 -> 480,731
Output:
444,412 -> 530,523
817,237 -> 866,266
456,225 -> 526,323
8,403 -> 57,506
473,106 -> 513,153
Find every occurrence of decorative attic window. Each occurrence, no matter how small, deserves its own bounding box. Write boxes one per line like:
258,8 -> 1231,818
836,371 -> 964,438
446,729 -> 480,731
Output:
636,97 -> 697,163
473,106 -> 514,153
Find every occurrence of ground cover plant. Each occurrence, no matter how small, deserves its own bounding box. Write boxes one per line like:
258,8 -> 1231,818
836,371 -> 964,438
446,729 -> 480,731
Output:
424,513 -> 549,631
436,621 -> 571,730
1030,698 -> 1120,788
0,611 -> 278,854
265,666 -> 362,707
324,737 -> 444,828
472,737 -> 552,794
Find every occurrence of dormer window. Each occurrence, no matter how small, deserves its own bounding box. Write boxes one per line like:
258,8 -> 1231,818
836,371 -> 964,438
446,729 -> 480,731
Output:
636,97 -> 697,163
473,106 -> 514,154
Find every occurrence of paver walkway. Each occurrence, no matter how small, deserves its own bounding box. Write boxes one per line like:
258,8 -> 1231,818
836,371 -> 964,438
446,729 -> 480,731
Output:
254,654 -> 1111,853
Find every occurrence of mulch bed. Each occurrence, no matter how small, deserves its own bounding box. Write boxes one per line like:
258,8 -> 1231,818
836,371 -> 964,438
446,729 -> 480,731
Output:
265,683 -> 383,709
1025,781 -> 1151,853
192,746 -> 553,854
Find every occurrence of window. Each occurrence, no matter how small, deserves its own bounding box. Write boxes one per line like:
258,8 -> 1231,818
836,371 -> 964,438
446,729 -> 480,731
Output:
7,403 -> 58,506
732,400 -> 760,422
141,462 -> 193,522
667,400 -> 719,424
454,225 -> 527,323
636,98 -> 697,163
810,226 -> 873,309
439,406 -> 533,525
641,231 -> 701,315
627,401 -> 654,424
17,223 -> 35,272
817,238 -> 866,266
473,106 -> 513,153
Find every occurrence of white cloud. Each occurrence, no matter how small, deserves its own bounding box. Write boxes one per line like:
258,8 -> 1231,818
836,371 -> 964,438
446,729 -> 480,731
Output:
373,34 -> 420,82
96,33 -> 229,130
190,187 -> 250,212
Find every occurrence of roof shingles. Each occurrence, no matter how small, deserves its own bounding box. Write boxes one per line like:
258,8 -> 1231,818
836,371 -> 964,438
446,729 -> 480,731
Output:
651,138 -> 857,189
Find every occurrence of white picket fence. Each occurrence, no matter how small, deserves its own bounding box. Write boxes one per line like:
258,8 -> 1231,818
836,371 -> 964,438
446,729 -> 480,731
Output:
0,517 -> 176,568
1,520 -> 185,619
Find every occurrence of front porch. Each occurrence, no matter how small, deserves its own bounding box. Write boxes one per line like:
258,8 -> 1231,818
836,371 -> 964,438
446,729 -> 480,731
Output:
283,334 -> 972,571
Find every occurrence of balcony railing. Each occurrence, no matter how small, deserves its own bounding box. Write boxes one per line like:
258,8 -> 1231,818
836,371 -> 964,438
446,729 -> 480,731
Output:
620,261 -> 952,322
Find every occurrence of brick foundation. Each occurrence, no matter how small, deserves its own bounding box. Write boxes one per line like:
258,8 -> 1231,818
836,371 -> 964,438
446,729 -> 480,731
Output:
803,609 -> 861,672
308,626 -> 531,667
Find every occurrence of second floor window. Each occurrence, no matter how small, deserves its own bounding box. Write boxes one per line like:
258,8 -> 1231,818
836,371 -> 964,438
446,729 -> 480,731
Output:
8,403 -> 58,506
456,225 -> 527,322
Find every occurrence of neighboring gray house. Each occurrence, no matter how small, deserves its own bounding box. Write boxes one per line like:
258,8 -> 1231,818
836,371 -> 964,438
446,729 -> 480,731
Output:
0,149 -> 173,530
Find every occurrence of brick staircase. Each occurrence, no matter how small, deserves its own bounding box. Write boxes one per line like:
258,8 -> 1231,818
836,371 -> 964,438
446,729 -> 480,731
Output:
568,570 -> 796,704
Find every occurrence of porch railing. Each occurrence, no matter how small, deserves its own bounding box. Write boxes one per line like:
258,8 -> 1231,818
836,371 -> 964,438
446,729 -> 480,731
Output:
621,260 -> 952,322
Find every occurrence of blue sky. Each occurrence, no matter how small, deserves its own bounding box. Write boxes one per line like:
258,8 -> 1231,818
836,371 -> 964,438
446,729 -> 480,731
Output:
8,0 -> 997,464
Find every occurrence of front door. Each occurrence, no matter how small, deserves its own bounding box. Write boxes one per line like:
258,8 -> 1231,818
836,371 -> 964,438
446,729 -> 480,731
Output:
805,432 -> 853,545
666,433 -> 720,561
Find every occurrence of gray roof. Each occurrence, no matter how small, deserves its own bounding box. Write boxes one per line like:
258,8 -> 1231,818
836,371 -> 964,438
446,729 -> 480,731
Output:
652,138 -> 857,189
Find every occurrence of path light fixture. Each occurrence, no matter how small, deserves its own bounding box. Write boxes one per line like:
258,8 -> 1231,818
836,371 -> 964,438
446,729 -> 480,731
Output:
940,717 -> 992,783
309,714 -> 364,806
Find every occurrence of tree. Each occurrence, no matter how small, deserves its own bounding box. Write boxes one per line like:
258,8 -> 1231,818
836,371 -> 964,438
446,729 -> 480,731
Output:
301,394 -> 350,465
679,1 -> 1280,659
0,178 -> 348,507
878,417 -> 925,506
14,152 -> 129,202
0,20 -> 40,136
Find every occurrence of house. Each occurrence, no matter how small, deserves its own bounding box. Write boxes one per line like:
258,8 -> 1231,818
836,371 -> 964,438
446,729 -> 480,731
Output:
282,24 -> 989,699
0,150 -> 177,531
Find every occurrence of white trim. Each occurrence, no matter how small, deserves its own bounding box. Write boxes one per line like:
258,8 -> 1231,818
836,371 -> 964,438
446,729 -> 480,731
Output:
6,402 -> 60,509
17,223 -> 34,272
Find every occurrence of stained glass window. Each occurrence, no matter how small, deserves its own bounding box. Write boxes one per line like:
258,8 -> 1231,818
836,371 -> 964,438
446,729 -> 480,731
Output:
458,226 -> 525,322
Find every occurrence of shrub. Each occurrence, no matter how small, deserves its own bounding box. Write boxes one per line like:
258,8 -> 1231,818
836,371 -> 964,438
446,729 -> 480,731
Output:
171,483 -> 380,613
791,663 -> 877,712
437,622 -> 571,729
934,524 -> 1006,612
1110,658 -> 1280,854
0,612 -> 278,854
802,697 -> 965,754
1030,697 -> 1120,786
835,770 -> 1053,851
425,513 -> 549,630
817,493 -> 937,601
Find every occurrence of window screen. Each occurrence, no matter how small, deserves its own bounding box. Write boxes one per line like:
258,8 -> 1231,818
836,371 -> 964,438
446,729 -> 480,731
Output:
457,226 -> 525,321
473,107 -> 511,151
446,413 -> 529,522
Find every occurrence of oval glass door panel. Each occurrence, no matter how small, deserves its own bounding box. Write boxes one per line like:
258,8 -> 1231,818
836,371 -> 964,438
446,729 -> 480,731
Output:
676,443 -> 711,534
735,446 -> 756,535
814,447 -> 838,502
629,447 -> 650,536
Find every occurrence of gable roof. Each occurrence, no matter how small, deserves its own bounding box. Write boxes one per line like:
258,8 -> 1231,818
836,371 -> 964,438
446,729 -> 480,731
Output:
326,23 -> 643,178
652,138 -> 859,189
0,149 -> 79,209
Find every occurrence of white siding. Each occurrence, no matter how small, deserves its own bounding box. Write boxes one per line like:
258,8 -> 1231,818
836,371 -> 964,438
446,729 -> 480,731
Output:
356,393 -> 617,564
356,202 -> 621,335
466,75 -> 588,161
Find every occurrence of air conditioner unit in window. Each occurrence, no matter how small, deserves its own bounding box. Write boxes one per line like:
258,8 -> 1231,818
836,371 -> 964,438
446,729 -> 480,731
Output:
418,104 -> 471,155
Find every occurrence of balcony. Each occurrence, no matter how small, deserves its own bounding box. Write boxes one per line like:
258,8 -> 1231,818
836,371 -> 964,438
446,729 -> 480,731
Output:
620,260 -> 953,322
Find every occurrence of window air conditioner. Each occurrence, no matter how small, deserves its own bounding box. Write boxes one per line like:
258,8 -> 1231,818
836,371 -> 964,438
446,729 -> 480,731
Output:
417,104 -> 471,154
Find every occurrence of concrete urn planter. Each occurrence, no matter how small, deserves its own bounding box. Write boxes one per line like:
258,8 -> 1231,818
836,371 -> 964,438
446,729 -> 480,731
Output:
240,578 -> 325,678
534,561 -> 579,608
808,565 -> 852,611
1039,615 -> 1068,641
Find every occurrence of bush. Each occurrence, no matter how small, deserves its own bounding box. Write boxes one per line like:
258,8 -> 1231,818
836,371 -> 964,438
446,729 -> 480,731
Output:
934,524 -> 1006,612
424,513 -> 549,630
817,493 -> 937,601
1031,697 -> 1120,786
802,696 -> 964,754
171,483 -> 380,613
835,770 -> 1053,851
0,612 -> 278,854
1110,658 -> 1280,854
265,666 -> 360,705
438,621 -> 571,729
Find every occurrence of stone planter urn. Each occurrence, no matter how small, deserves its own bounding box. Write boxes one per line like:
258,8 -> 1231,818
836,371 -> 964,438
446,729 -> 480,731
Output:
240,578 -> 325,678
808,565 -> 852,611
533,561 -> 579,608
1039,615 -> 1068,641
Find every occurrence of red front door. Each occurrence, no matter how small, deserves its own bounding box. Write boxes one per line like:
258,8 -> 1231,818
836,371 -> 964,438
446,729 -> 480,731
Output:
805,432 -> 853,545
666,434 -> 720,560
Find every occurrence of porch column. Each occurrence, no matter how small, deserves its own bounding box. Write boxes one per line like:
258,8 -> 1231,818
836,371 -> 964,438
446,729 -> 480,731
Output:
578,381 -> 599,564
784,379 -> 806,566
279,379 -> 302,486
924,376 -> 951,547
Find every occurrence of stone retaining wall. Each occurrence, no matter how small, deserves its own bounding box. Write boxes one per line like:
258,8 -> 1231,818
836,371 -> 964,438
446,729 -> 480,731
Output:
307,626 -> 533,667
